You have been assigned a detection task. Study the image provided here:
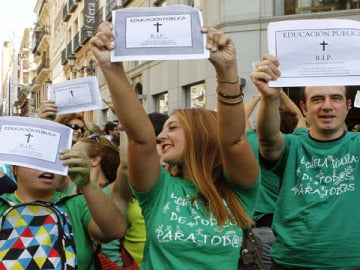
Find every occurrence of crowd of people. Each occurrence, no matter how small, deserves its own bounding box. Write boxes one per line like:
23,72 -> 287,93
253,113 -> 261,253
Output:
1,18 -> 360,270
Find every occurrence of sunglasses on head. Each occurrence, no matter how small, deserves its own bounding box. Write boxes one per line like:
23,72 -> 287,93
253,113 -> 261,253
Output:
67,124 -> 85,133
88,133 -> 100,143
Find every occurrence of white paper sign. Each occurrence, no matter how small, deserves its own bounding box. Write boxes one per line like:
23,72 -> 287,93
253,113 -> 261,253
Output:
354,90 -> 360,108
125,14 -> 192,48
48,76 -> 103,115
267,19 -> 360,87
0,125 -> 60,162
111,5 -> 209,61
56,84 -> 93,106
0,117 -> 73,175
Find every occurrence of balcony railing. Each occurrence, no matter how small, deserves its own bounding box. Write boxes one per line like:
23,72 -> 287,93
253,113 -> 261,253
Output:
73,31 -> 82,52
34,25 -> 50,51
67,41 -> 74,58
31,23 -> 40,53
63,4 -> 71,22
61,48 -> 67,65
69,0 -> 78,12
37,56 -> 50,75
80,26 -> 94,45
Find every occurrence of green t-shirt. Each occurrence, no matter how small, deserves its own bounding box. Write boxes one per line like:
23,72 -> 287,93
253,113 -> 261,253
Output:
246,130 -> 274,221
0,163 -> 15,181
270,131 -> 360,269
0,192 -> 94,270
132,167 -> 259,270
248,128 -> 308,221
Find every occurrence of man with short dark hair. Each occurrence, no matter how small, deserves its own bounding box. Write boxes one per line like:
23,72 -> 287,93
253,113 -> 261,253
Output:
251,54 -> 360,269
104,121 -> 119,146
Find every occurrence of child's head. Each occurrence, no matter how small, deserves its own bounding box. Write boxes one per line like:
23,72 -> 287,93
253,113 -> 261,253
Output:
72,135 -> 120,185
12,165 -> 64,199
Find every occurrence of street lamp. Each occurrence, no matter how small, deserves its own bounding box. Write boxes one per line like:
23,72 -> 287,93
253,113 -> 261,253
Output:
68,55 -> 96,75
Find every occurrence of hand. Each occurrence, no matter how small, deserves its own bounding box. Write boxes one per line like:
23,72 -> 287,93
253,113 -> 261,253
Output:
89,21 -> 115,66
250,54 -> 282,97
39,100 -> 58,120
201,26 -> 237,77
60,149 -> 91,187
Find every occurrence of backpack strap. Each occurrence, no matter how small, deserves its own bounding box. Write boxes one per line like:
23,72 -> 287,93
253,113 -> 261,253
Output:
53,194 -> 79,205
0,194 -> 79,211
0,196 -> 15,207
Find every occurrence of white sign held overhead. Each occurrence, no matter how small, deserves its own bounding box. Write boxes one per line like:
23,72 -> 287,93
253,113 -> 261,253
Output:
354,90 -> 360,108
267,19 -> 360,87
48,76 -> 103,115
111,5 -> 209,61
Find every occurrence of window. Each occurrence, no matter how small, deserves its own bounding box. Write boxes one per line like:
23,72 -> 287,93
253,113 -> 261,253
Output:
276,0 -> 359,16
133,81 -> 146,104
154,92 -> 169,114
189,82 -> 205,108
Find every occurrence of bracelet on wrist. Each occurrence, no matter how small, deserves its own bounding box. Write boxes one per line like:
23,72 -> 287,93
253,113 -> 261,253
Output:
217,97 -> 244,106
216,87 -> 243,99
217,91 -> 244,106
217,75 -> 240,85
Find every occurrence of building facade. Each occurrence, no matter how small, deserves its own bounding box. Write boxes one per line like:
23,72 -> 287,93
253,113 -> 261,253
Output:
4,0 -> 360,126
17,28 -> 36,117
1,40 -> 16,116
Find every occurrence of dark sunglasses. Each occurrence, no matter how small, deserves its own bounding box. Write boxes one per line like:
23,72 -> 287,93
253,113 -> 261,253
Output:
88,133 -> 100,143
67,124 -> 85,133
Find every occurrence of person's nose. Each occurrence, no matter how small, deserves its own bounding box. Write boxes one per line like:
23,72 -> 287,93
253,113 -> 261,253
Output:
321,97 -> 333,111
157,129 -> 166,143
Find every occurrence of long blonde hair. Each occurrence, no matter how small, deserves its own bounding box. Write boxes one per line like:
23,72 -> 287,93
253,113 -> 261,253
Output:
174,108 -> 253,228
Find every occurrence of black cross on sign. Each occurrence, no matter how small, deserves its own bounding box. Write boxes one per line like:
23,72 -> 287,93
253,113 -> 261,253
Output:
153,22 -> 162,33
320,41 -> 328,51
69,90 -> 74,97
25,133 -> 33,143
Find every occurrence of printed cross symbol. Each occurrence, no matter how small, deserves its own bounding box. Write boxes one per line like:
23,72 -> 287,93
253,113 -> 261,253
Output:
25,133 -> 33,143
153,22 -> 162,33
320,41 -> 328,51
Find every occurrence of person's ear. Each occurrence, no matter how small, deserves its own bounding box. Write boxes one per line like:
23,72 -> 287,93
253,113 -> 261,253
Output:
347,99 -> 352,111
300,101 -> 307,116
90,156 -> 101,167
